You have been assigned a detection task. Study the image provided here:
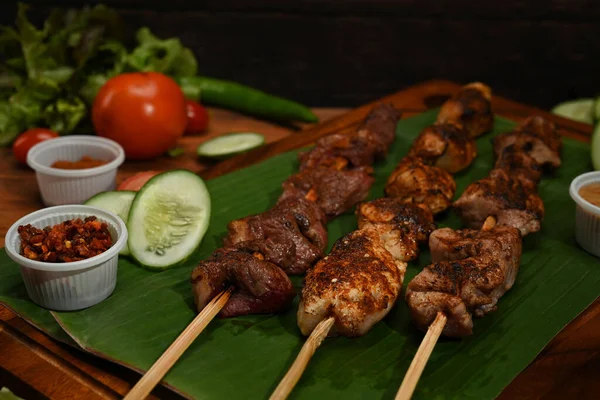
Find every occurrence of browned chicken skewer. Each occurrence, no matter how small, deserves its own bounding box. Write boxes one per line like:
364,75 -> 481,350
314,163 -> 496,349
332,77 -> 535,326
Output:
270,83 -> 493,400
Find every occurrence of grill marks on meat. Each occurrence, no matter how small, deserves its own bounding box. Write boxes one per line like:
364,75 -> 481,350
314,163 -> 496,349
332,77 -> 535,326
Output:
298,230 -> 405,337
356,199 -> 435,262
493,116 -> 562,170
385,157 -> 456,215
453,169 -> 544,236
191,248 -> 296,317
224,197 -> 328,275
408,122 -> 477,174
454,115 -> 560,236
406,226 -> 522,337
191,104 -> 400,317
437,82 -> 493,139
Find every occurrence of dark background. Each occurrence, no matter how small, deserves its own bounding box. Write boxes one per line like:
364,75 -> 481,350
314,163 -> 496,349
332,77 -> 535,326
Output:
2,0 -> 599,109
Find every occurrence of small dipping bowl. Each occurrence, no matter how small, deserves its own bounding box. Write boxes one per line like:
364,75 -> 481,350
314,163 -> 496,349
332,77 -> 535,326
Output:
5,205 -> 128,311
570,171 -> 600,257
27,136 -> 125,206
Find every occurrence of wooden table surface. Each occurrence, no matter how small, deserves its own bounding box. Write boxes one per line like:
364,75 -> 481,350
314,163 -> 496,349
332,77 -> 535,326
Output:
1,80 -> 599,399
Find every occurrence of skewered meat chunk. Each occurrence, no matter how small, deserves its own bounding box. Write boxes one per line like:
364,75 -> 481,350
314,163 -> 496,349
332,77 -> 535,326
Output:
280,167 -> 374,218
436,82 -> 493,138
406,225 -> 522,337
191,248 -> 296,317
224,197 -> 328,275
408,122 -> 477,173
356,199 -> 435,262
453,168 -> 544,235
297,230 -> 404,337
494,144 -> 543,185
299,104 -> 400,170
385,156 -> 456,214
493,116 -> 562,169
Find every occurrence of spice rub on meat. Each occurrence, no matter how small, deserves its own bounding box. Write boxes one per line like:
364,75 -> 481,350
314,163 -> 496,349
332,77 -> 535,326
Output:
385,156 -> 456,215
297,230 -> 405,337
191,104 -> 401,317
406,226 -> 522,337
18,216 -> 112,262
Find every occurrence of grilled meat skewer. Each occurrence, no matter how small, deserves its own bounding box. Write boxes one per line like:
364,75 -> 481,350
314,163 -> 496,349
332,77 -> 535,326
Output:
297,83 -> 493,338
406,115 -> 562,338
436,82 -> 493,139
192,105 -> 401,317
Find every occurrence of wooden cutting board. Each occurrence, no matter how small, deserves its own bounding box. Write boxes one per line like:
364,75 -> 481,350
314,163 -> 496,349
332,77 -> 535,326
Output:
1,80 -> 598,399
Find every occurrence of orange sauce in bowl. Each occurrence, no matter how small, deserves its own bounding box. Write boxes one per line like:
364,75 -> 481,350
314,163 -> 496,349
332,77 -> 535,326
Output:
51,156 -> 108,170
579,182 -> 600,207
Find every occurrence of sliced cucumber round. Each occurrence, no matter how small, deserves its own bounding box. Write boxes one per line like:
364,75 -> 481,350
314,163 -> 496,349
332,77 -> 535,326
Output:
127,170 -> 211,270
84,191 -> 136,256
591,123 -> 600,171
197,132 -> 265,159
551,98 -> 594,124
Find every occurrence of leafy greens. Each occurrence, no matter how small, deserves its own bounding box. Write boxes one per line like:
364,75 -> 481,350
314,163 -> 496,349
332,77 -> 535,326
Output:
0,3 -> 199,145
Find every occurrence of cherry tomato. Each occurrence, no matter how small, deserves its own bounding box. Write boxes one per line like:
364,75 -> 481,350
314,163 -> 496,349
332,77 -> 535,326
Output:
12,128 -> 59,165
117,171 -> 161,191
92,72 -> 187,160
185,100 -> 209,134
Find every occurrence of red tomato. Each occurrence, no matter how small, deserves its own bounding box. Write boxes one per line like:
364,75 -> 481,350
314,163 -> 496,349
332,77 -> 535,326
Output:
12,128 -> 59,165
117,171 -> 161,191
92,72 -> 187,160
185,100 -> 209,134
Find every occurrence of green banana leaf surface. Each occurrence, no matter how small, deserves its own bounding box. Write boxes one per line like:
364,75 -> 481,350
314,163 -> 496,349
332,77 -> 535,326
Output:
1,110 -> 599,400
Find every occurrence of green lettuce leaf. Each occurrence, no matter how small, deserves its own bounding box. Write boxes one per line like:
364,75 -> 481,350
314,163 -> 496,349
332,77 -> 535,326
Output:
43,96 -> 87,133
127,27 -> 198,76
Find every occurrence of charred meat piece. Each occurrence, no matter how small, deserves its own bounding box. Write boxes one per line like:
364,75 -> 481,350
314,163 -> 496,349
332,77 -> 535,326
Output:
224,197 -> 327,275
299,104 -> 400,170
406,226 -> 521,337
297,230 -> 404,337
493,116 -> 562,169
280,166 -> 374,218
385,156 -> 456,214
356,198 -> 435,262
191,248 -> 296,317
453,169 -> 544,235
494,144 -> 543,185
408,122 -> 476,173
437,82 -> 493,138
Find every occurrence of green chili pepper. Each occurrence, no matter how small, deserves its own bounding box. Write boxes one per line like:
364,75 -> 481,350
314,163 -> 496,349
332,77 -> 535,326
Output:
177,76 -> 318,123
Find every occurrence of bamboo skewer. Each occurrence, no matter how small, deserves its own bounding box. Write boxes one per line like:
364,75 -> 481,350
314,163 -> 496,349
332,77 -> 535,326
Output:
123,288 -> 233,400
395,311 -> 447,400
395,215 -> 498,400
269,317 -> 335,400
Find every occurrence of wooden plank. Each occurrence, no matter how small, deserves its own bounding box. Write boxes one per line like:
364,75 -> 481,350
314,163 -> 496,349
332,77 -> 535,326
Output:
0,80 -> 598,399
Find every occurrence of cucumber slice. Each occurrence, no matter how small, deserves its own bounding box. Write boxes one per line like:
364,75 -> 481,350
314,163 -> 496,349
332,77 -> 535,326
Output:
551,98 -> 594,124
84,191 -> 136,256
591,123 -> 600,170
197,132 -> 265,159
127,170 -> 211,270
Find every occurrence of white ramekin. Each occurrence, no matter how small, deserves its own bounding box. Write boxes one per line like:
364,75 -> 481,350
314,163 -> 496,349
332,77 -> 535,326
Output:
4,205 -> 128,311
27,136 -> 125,206
570,171 -> 600,258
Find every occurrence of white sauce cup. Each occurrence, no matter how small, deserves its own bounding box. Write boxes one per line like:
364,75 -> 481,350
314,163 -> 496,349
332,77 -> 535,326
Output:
27,136 -> 125,206
570,171 -> 600,258
4,205 -> 128,311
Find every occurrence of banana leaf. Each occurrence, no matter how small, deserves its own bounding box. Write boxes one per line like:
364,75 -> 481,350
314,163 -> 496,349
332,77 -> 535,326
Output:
1,110 -> 599,399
